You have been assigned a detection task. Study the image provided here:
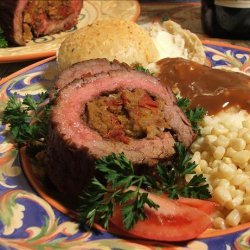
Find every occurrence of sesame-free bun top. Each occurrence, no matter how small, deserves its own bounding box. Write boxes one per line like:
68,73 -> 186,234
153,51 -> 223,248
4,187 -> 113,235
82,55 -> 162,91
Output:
57,18 -> 159,70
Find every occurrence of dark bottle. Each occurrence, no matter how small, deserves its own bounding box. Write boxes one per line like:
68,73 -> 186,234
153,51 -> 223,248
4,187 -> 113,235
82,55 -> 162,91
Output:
201,0 -> 250,39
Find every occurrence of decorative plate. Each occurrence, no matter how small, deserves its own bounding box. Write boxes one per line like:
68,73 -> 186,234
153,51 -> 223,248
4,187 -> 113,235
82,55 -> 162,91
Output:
0,0 -> 140,63
1,42 -> 250,250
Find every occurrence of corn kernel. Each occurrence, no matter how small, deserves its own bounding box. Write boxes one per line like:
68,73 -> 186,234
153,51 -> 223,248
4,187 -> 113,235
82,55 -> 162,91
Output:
223,157 -> 232,164
243,119 -> 250,129
225,147 -> 236,158
191,143 -> 201,152
229,185 -> 236,193
230,138 -> 246,151
201,126 -> 212,135
205,135 -> 217,145
238,162 -> 248,170
225,196 -> 243,209
225,209 -> 241,227
203,116 -> 215,126
243,196 -> 250,205
232,150 -> 250,164
192,151 -> 201,164
211,178 -> 220,188
195,165 -> 202,174
227,131 -> 238,139
212,125 -> 228,135
201,151 -> 212,162
238,128 -> 249,138
213,186 -> 232,205
218,179 -> 231,188
213,217 -> 226,229
231,174 -> 249,186
237,205 -> 250,214
215,135 -> 230,147
199,159 -> 208,169
242,131 -> 250,143
240,180 -> 250,194
213,146 -> 225,160
230,189 -> 244,198
217,163 -> 235,180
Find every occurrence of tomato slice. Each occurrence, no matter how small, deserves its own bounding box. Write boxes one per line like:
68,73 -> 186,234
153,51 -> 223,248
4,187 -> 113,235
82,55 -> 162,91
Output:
110,192 -> 212,242
177,197 -> 217,215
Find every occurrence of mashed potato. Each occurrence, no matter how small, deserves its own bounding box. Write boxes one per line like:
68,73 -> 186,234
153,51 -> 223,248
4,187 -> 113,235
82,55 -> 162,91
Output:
190,108 -> 250,229
146,20 -> 206,65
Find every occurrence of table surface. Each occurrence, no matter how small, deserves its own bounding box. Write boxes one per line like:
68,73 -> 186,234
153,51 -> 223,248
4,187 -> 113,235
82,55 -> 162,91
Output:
0,1 -> 250,81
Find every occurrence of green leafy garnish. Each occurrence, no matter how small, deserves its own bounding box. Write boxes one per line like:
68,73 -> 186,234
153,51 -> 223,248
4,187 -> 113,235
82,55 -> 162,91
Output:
156,142 -> 211,199
2,92 -> 52,146
134,65 -> 152,75
176,96 -> 190,110
0,28 -> 8,48
79,147 -> 211,229
79,153 -> 159,230
177,96 -> 206,134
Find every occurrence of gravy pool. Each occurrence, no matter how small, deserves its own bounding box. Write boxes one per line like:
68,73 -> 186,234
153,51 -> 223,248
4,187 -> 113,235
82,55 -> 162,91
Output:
157,58 -> 250,114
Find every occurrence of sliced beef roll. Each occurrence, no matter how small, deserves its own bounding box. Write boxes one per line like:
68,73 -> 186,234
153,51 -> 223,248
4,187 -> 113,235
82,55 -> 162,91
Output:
45,64 -> 196,197
0,0 -> 83,45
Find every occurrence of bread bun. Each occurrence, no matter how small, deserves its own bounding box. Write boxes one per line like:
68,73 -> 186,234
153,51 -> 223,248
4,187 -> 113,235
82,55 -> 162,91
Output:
57,18 -> 159,70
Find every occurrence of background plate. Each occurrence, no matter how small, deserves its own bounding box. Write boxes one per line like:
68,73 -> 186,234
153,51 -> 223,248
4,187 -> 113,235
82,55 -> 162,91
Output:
0,42 -> 250,249
0,0 -> 140,63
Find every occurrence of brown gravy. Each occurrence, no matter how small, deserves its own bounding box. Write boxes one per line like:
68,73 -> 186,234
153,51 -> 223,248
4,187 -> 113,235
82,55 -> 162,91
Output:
157,58 -> 250,114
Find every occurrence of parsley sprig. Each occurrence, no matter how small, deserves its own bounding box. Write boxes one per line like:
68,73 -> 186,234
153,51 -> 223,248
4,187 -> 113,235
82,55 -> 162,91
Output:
2,92 -> 52,146
134,65 -> 152,75
177,96 -> 206,134
79,153 -> 159,230
156,143 -> 211,199
79,145 -> 211,230
0,28 -> 8,48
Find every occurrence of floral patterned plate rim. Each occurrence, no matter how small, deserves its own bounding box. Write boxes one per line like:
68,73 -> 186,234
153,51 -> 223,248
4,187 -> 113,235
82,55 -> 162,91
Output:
0,0 -> 140,63
1,41 -> 250,249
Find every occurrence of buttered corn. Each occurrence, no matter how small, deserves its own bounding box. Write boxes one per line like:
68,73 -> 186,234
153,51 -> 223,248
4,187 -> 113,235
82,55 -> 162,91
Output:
191,109 -> 250,229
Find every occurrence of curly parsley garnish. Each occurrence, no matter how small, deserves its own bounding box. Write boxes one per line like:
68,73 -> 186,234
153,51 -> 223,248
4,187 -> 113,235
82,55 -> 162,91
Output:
0,28 -> 8,48
156,143 -> 211,199
177,96 -> 206,134
2,92 -> 52,147
79,145 -> 211,230
79,153 -> 159,230
134,65 -> 152,75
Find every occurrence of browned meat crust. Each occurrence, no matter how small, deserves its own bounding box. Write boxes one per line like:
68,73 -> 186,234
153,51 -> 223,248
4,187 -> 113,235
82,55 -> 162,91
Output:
55,58 -> 129,90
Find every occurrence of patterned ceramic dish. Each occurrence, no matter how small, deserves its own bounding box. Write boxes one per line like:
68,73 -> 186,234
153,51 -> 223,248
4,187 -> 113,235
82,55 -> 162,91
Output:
0,0 -> 140,63
0,42 -> 250,249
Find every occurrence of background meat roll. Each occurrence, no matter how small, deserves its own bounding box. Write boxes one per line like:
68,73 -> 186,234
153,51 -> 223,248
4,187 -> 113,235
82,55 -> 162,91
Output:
45,63 -> 195,197
0,0 -> 83,45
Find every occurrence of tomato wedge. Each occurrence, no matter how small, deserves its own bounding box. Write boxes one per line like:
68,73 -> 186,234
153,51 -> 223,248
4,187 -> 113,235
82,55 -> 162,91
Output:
177,197 -> 217,215
110,192 -> 212,242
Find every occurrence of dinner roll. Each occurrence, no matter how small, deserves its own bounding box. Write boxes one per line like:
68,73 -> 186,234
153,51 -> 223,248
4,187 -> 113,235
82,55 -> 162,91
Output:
57,18 -> 159,70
